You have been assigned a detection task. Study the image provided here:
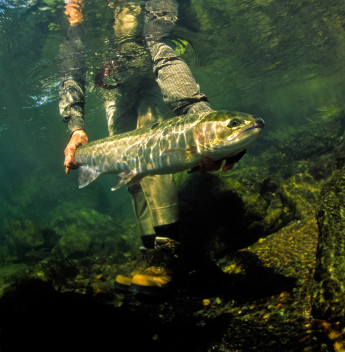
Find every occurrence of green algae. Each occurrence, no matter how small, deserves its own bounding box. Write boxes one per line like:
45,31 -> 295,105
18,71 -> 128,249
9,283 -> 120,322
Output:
280,173 -> 321,219
51,206 -> 138,259
4,219 -> 59,263
312,167 -> 345,322
0,263 -> 27,291
54,230 -> 92,259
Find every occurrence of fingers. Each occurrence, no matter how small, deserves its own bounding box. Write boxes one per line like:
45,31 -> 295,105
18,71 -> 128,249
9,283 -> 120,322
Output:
222,161 -> 235,172
64,144 -> 79,171
64,129 -> 88,174
199,157 -> 222,172
64,0 -> 84,26
199,157 -> 235,173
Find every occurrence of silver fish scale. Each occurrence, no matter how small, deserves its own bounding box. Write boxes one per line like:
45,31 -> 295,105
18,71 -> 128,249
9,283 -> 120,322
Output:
75,113 -> 200,172
74,111 -> 264,189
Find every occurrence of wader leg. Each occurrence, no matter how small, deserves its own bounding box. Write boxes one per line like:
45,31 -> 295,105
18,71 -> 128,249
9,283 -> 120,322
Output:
105,88 -> 179,240
128,93 -> 179,239
136,88 -> 179,233
127,174 -> 179,238
140,174 -> 179,229
127,183 -> 156,237
104,89 -> 137,136
105,93 -> 155,238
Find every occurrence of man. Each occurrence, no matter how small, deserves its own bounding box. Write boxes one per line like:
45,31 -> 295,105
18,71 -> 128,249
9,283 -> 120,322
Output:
60,0 -> 235,295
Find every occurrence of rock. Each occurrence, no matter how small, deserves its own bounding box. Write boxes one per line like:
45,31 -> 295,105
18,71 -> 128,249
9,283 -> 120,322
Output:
0,263 -> 27,297
261,195 -> 284,232
53,230 -> 92,258
279,173 -> 321,219
272,115 -> 343,161
312,167 -> 345,322
51,207 -> 134,259
4,220 -> 59,262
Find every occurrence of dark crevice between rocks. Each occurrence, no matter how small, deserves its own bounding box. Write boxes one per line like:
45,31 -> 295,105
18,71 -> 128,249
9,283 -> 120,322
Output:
183,251 -> 297,302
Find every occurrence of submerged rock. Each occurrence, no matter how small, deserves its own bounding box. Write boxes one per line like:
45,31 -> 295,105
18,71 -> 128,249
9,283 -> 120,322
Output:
4,220 -> 59,262
53,231 -> 92,259
312,167 -> 345,322
279,173 -> 321,219
272,115 -> 344,161
0,263 -> 27,296
51,206 -> 137,259
175,163 -> 321,262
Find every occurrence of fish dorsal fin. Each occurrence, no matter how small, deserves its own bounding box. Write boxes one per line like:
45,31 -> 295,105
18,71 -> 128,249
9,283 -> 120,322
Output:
111,171 -> 138,191
78,166 -> 101,188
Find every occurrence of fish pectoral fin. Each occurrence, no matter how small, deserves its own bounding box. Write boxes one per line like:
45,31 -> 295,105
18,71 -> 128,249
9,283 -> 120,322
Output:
78,166 -> 101,188
111,171 -> 137,191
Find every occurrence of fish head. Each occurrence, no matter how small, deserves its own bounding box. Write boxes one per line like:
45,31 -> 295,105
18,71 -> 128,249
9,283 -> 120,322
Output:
194,111 -> 265,158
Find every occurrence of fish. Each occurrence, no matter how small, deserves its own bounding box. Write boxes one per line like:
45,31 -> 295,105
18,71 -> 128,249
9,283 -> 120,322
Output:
74,110 -> 265,191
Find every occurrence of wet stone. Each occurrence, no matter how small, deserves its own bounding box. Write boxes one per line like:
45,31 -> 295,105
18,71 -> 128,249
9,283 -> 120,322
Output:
4,220 -> 59,263
312,167 -> 345,322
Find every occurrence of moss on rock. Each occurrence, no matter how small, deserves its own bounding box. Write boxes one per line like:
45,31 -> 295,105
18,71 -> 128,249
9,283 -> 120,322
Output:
279,173 -> 321,219
54,230 -> 91,259
4,219 -> 59,262
51,205 -> 138,259
312,167 -> 345,322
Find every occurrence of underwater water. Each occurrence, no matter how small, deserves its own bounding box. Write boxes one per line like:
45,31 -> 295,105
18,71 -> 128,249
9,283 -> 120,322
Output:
0,0 -> 344,234
0,0 -> 345,350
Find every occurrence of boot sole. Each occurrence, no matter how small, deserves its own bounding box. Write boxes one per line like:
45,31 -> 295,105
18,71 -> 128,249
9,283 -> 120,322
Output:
114,281 -> 132,293
129,283 -> 172,296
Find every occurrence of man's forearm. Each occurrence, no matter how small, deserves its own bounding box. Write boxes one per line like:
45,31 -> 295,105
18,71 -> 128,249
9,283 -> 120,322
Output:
59,1 -> 86,135
59,78 -> 85,135
144,0 -> 211,115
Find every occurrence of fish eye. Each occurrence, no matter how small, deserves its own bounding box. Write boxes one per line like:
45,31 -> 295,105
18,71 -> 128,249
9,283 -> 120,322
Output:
227,118 -> 242,128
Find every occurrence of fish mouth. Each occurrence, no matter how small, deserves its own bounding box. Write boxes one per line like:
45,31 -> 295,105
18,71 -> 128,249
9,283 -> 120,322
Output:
227,118 -> 265,141
255,118 -> 265,129
242,118 -> 265,133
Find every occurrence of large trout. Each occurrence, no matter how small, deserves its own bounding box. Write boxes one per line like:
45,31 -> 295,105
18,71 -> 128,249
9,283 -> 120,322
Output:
74,110 -> 265,190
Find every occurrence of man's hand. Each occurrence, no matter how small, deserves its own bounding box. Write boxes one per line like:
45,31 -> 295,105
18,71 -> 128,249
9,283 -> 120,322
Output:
199,157 -> 235,173
64,129 -> 88,174
64,0 -> 84,26
198,150 -> 246,173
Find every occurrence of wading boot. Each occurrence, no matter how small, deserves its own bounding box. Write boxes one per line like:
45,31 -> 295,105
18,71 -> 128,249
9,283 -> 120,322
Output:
114,234 -> 156,292
114,236 -> 180,295
114,254 -> 146,292
130,236 -> 180,295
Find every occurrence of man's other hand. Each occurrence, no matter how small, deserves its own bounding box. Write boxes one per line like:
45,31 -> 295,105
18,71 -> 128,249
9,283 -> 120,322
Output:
198,157 -> 234,173
198,150 -> 246,173
64,0 -> 84,26
64,129 -> 88,174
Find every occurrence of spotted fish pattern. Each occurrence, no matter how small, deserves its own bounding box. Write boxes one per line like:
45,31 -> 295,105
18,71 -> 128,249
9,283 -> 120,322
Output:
74,110 -> 265,190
